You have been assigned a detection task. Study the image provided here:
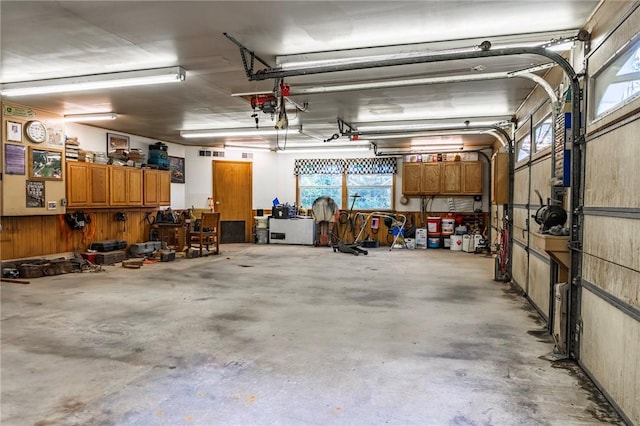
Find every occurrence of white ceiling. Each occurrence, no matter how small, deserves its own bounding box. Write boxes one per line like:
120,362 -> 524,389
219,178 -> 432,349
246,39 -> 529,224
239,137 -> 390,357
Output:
0,1 -> 600,151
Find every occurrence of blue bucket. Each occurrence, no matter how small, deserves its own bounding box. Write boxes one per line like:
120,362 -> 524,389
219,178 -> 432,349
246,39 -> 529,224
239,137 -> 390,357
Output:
427,236 -> 441,248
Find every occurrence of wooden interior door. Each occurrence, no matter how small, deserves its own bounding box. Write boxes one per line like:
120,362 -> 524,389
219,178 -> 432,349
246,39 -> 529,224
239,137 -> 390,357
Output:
212,160 -> 253,243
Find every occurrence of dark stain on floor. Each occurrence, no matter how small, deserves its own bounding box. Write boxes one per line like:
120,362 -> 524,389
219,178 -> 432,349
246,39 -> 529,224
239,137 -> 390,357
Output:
341,288 -> 398,307
423,285 -> 479,304
551,359 -> 624,424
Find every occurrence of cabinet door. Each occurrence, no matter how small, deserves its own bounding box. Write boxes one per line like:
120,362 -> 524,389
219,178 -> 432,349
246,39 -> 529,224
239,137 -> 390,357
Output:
441,162 -> 462,194
90,165 -> 110,206
144,170 -> 159,206
402,163 -> 422,195
66,162 -> 90,207
491,153 -> 508,203
110,167 -> 128,206
127,168 -> 143,206
158,171 -> 171,206
421,163 -> 442,194
462,161 -> 483,194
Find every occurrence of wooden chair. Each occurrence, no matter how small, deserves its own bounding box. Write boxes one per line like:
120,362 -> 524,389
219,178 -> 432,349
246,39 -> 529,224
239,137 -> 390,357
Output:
188,212 -> 220,256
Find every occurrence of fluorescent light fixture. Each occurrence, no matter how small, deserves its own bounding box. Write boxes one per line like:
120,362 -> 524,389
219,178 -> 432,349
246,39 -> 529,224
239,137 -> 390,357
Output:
0,66 -> 185,97
181,127 -> 301,139
276,146 -> 370,154
358,120 -> 505,133
278,47 -> 479,71
284,141 -> 371,149
64,112 -> 118,122
225,144 -> 272,152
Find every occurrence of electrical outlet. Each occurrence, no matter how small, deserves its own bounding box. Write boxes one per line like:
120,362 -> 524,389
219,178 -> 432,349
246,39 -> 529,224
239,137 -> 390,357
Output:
61,198 -> 67,206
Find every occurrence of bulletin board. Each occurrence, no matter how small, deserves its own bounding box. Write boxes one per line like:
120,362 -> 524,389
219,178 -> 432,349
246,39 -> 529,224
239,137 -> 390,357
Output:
1,102 -> 67,216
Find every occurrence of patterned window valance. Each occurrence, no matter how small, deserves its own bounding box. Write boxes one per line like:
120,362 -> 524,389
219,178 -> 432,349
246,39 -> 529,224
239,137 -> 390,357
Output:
294,159 -> 345,175
345,157 -> 397,174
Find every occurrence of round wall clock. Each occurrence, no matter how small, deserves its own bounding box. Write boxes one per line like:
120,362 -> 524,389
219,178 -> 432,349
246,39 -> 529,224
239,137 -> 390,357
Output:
25,120 -> 48,143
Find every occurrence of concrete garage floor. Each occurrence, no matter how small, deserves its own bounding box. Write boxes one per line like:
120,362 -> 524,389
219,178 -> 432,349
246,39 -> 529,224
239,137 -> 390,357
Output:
1,244 -> 623,425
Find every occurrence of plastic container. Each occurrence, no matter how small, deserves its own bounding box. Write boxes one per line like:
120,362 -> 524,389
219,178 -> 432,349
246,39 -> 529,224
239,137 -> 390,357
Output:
442,218 -> 455,235
256,229 -> 269,244
255,216 -> 268,229
462,234 -> 474,252
427,236 -> 441,248
405,238 -> 416,249
427,217 -> 441,235
450,235 -> 463,251
443,236 -> 451,248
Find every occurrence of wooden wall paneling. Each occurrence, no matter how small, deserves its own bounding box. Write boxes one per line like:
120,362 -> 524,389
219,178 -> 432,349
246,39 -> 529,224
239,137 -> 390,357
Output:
1,209 -> 154,260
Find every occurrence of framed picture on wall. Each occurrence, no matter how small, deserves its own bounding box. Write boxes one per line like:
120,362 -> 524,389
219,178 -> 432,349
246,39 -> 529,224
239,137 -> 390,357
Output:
26,180 -> 45,208
29,147 -> 63,180
5,144 -> 26,175
106,132 -> 130,152
169,156 -> 185,183
6,120 -> 22,142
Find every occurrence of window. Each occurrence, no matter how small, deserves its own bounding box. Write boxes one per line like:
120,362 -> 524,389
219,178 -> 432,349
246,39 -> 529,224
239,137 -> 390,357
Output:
295,158 -> 396,210
593,37 -> 640,118
299,173 -> 342,209
347,173 -> 393,210
533,116 -> 553,153
516,134 -> 531,162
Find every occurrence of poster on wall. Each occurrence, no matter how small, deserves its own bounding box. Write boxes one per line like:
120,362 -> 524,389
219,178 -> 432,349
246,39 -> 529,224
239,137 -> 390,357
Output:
5,144 -> 26,175
29,148 -> 62,180
6,121 -> 22,142
169,156 -> 185,183
26,180 -> 45,208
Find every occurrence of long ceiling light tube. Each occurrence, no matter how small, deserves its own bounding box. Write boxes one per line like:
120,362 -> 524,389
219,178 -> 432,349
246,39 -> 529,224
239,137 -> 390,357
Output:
181,127 -> 302,139
0,66 -> 186,97
64,112 -> 118,122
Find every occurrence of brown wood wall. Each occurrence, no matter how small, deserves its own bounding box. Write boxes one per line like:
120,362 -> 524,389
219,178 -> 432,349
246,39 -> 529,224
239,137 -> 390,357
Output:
1,209 -> 154,260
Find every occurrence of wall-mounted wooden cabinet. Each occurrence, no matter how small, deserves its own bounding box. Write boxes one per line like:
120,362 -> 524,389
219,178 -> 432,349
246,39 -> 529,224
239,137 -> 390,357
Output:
110,166 -> 143,206
143,169 -> 171,207
491,152 -> 509,204
66,162 -> 169,208
66,162 -> 109,207
402,161 -> 483,196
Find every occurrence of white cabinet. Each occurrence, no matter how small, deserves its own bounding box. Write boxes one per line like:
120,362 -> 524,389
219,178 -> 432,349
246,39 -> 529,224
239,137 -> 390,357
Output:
269,218 -> 316,245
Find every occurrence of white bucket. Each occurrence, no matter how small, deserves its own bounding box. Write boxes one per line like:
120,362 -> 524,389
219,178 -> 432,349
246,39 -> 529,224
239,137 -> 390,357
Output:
405,238 -> 416,249
255,216 -> 268,229
442,218 -> 455,235
450,235 -> 463,251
